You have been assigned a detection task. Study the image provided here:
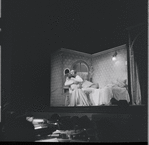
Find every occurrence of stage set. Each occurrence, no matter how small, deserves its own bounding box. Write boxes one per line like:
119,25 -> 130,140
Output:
51,44 -> 130,107
51,23 -> 147,108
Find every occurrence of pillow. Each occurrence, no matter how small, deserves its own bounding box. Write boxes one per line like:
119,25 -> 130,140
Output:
117,79 -> 127,88
90,83 -> 99,89
106,83 -> 116,87
82,80 -> 93,88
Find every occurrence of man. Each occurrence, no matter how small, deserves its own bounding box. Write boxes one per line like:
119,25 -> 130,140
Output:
65,70 -> 83,93
64,70 -> 91,106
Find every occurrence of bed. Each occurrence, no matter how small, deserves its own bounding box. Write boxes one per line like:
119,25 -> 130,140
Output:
82,79 -> 130,106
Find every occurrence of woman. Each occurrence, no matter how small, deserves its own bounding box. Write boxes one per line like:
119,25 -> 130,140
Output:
64,70 -> 92,106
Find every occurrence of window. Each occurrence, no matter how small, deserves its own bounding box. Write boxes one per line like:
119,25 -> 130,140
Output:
72,61 -> 89,80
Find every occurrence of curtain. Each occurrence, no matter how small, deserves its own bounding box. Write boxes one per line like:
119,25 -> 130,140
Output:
129,26 -> 147,105
133,62 -> 141,105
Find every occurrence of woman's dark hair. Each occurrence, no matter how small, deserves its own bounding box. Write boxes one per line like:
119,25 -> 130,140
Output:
64,69 -> 70,75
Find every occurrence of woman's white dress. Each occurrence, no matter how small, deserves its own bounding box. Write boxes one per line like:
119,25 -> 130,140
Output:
65,76 -> 93,106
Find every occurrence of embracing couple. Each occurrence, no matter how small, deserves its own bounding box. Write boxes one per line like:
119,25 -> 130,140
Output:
64,70 -> 94,106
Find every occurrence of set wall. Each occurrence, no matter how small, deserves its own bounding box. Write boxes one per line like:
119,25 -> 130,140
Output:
92,46 -> 128,88
62,50 -> 92,82
51,50 -> 92,106
50,46 -> 128,106
50,52 -> 63,106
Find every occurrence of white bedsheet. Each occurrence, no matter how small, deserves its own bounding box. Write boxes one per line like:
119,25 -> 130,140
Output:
112,87 -> 130,102
82,85 -> 130,106
82,87 -> 112,105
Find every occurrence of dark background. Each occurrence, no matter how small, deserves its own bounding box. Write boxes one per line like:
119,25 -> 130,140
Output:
2,0 -> 147,111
